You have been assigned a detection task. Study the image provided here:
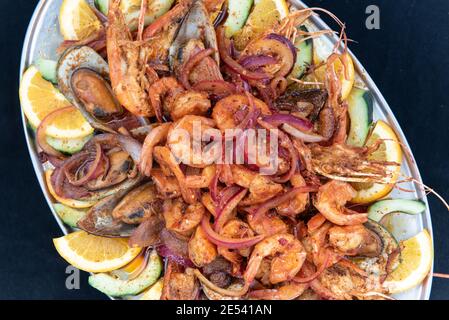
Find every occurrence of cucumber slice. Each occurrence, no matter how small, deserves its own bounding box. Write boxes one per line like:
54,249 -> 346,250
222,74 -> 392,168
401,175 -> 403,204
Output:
290,26 -> 313,79
94,0 -> 109,15
224,0 -> 253,38
368,199 -> 426,222
125,0 -> 175,31
89,250 -> 162,297
53,203 -> 87,228
35,59 -> 58,84
46,134 -> 93,155
346,87 -> 374,147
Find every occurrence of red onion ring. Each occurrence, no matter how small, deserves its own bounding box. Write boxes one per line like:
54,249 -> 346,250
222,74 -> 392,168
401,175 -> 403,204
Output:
282,124 -> 327,143
64,143 -> 103,186
248,186 -> 319,222
239,55 -> 278,70
192,80 -> 236,99
156,244 -> 195,268
36,106 -> 74,158
116,134 -> 142,164
257,119 -> 298,183
214,186 -> 247,232
201,215 -> 264,249
265,33 -> 297,62
217,27 -> 269,81
180,48 -> 216,89
262,114 -> 313,132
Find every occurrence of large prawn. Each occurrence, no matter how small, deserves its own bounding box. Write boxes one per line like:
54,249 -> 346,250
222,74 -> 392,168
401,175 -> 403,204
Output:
107,0 -> 156,116
244,234 -> 307,286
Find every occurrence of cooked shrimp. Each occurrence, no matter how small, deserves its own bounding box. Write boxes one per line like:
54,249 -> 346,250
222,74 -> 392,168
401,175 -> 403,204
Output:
310,143 -> 398,183
185,165 -> 216,188
151,168 -> 181,199
107,0 -> 155,116
140,123 -> 171,176
276,173 -> 309,217
143,0 -> 192,39
167,115 -> 218,168
314,180 -> 368,226
247,211 -> 288,236
244,234 -> 307,285
163,198 -> 205,236
218,219 -> 254,266
231,166 -> 283,206
161,262 -> 199,300
317,264 -> 385,300
212,94 -> 271,131
249,282 -> 309,300
328,225 -> 382,257
153,146 -> 198,203
189,225 -> 217,267
148,77 -> 184,122
169,91 -> 211,121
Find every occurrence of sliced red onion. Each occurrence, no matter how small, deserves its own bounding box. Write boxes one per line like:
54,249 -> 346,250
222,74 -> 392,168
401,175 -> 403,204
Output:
64,143 -> 103,186
262,114 -> 313,132
282,124 -> 327,143
217,27 -> 269,81
214,186 -> 248,232
266,33 -> 297,62
192,80 -> 236,99
36,106 -> 73,158
157,244 -> 195,268
202,216 -> 264,249
180,48 -> 216,89
257,119 -> 298,183
248,186 -> 319,221
239,55 -> 277,70
116,134 -> 142,164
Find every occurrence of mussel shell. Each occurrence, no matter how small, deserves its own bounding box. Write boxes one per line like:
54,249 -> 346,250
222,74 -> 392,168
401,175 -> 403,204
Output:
112,182 -> 163,224
77,188 -> 138,238
57,46 -> 110,102
57,46 -> 116,133
169,0 -> 219,72
71,68 -> 123,120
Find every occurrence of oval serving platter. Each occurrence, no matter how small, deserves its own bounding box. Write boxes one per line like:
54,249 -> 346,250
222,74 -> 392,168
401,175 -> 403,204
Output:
19,0 -> 434,300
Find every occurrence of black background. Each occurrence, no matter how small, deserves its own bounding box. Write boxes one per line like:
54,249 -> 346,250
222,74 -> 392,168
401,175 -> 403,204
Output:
0,0 -> 448,300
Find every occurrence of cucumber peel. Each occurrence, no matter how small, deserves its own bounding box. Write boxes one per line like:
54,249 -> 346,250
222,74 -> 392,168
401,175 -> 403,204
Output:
89,250 -> 162,297
46,134 -> 93,155
94,0 -> 109,15
347,87 -> 374,147
290,25 -> 313,79
53,203 -> 87,228
368,199 -> 426,222
35,59 -> 58,84
224,0 -> 253,38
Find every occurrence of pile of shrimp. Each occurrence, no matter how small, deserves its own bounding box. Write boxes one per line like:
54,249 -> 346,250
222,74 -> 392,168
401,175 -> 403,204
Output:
51,0 -> 400,300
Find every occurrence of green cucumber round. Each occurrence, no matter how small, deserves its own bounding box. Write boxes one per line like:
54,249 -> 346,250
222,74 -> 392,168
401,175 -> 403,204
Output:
290,25 -> 313,79
89,250 -> 162,297
46,134 -> 93,155
368,199 -> 426,222
35,59 -> 58,84
94,0 -> 109,15
53,204 -> 87,228
347,87 -> 374,147
224,0 -> 253,38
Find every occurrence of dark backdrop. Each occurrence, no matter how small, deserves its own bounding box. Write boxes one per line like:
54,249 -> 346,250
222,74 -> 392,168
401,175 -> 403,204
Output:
0,0 -> 448,299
